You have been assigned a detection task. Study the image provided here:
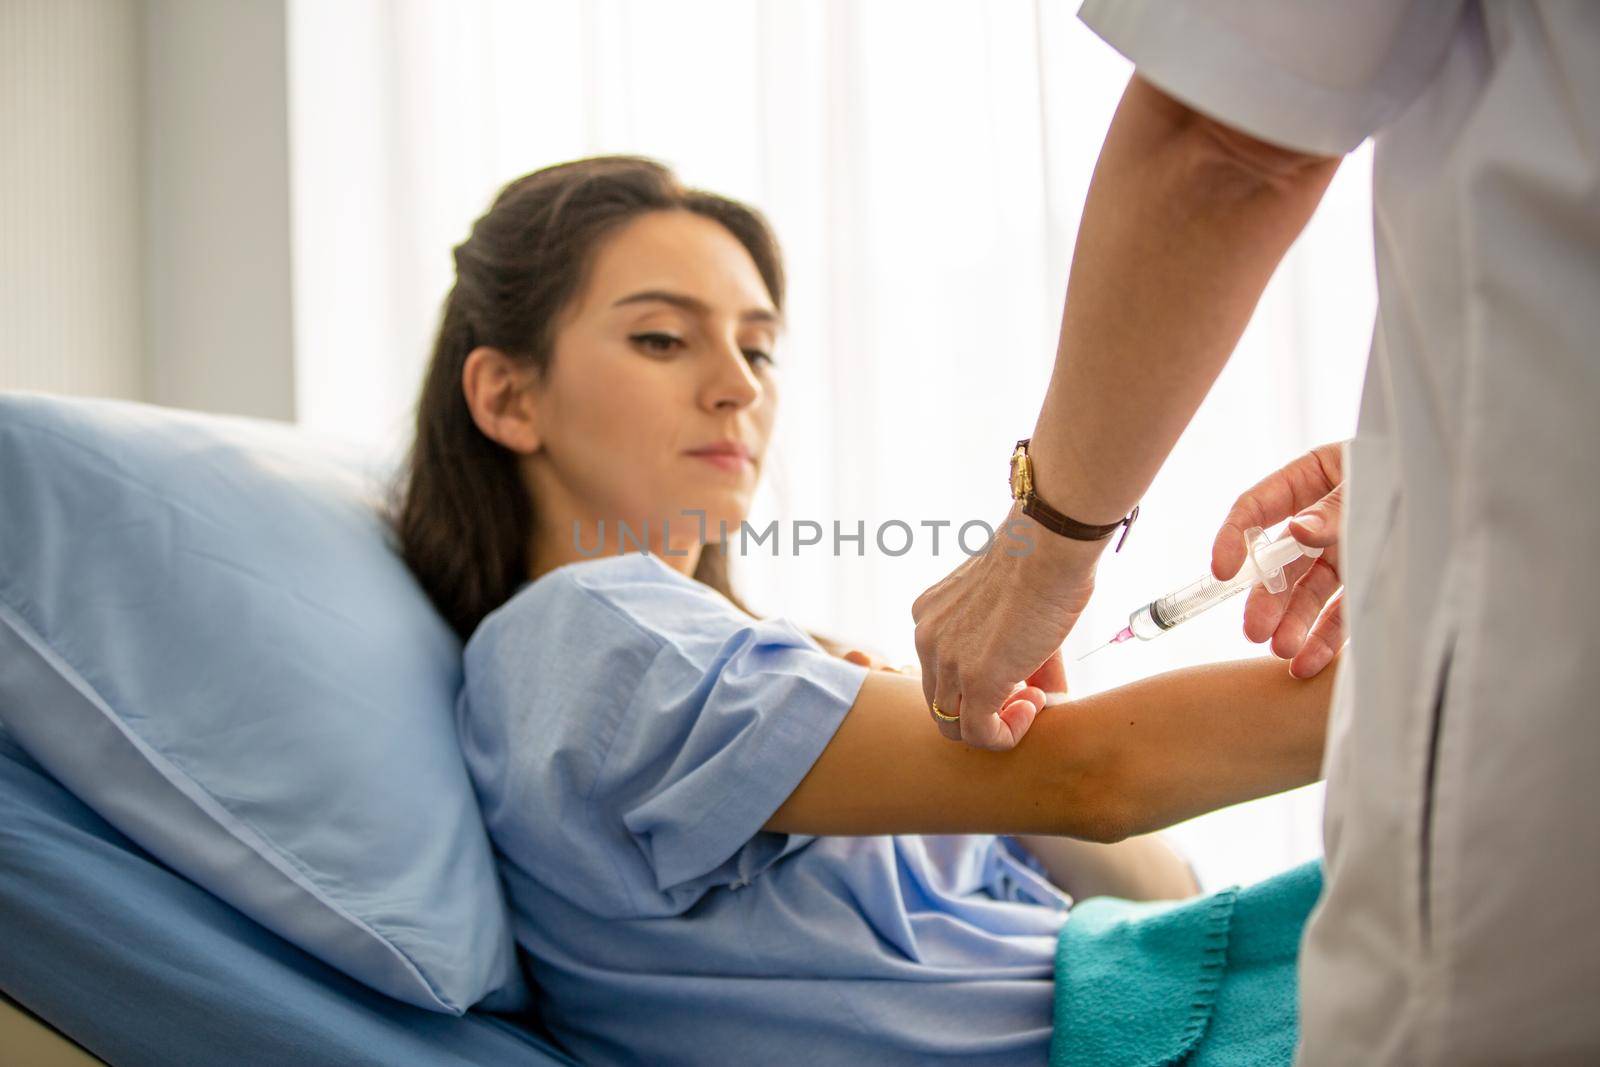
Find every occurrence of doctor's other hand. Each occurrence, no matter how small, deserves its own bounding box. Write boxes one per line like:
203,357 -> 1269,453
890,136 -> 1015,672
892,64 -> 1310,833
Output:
912,504 -> 1098,750
1211,441 -> 1348,679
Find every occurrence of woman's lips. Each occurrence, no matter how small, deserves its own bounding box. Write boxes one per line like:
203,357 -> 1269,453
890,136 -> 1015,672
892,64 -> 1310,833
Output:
687,451 -> 751,473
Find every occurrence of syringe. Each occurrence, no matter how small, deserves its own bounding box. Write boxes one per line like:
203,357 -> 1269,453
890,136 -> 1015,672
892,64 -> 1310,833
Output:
1079,526 -> 1323,661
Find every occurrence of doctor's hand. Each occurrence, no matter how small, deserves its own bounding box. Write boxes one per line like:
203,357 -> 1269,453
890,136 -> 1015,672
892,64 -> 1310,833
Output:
912,504 -> 1096,750
1211,441 -> 1347,679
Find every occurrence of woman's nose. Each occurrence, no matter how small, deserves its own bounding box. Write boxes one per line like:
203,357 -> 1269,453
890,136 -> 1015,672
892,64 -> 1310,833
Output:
702,339 -> 763,411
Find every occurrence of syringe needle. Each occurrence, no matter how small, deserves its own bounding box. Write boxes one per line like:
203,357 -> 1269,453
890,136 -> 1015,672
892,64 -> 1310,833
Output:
1077,626 -> 1137,662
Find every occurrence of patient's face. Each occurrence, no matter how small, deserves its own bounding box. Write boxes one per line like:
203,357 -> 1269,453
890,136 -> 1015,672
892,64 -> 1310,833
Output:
524,210 -> 779,558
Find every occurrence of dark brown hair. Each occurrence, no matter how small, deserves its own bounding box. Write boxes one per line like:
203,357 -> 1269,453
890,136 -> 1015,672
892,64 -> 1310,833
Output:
386,156 -> 792,645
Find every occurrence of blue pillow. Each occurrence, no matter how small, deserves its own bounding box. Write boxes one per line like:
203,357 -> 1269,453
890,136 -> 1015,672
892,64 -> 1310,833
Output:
0,392 -> 527,1015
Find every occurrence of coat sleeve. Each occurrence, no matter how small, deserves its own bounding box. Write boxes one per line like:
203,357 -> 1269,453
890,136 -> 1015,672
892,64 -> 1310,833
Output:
1077,0 -> 1468,156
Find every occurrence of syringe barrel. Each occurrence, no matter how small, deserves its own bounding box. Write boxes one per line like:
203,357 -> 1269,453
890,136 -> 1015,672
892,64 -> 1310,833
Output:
1145,571 -> 1256,630
1128,602 -> 1165,639
1127,525 -> 1316,639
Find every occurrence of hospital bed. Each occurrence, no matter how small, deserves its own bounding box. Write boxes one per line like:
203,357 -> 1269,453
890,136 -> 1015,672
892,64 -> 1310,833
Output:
0,721 -> 578,1067
0,392 -> 587,1065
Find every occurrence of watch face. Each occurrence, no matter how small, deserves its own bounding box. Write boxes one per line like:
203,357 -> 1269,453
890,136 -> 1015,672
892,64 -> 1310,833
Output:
1009,451 -> 1031,499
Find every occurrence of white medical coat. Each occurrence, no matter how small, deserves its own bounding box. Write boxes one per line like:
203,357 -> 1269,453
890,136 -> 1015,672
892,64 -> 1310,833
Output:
1078,2 -> 1600,1062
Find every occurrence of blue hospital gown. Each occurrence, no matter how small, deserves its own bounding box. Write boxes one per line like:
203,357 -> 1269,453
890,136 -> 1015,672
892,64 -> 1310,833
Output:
458,552 -> 1071,1067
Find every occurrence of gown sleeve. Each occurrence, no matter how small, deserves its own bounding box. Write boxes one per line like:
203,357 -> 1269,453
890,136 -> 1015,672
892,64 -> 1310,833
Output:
458,553 -> 871,919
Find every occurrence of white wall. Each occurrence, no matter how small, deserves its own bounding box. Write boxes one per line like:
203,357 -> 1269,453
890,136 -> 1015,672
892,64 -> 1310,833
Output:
0,0 -> 296,421
141,0 -> 296,419
0,0 -> 144,400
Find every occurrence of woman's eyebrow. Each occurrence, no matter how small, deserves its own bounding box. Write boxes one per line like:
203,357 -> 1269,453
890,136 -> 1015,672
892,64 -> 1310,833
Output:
612,289 -> 782,326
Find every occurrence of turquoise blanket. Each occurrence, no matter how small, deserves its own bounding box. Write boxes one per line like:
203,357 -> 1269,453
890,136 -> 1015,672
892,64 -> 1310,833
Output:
1050,860 -> 1322,1067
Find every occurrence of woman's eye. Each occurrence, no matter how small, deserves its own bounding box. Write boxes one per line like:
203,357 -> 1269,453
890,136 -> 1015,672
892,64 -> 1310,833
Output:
631,332 -> 683,355
744,349 -> 775,368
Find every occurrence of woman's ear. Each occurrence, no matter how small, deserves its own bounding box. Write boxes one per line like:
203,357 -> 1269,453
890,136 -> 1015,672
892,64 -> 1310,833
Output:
462,346 -> 542,454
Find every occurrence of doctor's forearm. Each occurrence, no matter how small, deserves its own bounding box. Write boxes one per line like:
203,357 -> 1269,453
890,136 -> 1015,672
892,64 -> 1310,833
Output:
1028,75 -> 1340,525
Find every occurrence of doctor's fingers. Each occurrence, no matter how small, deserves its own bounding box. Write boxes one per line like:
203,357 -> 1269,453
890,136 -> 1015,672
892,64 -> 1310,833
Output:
1287,481 -> 1345,553
1288,590 -> 1344,679
959,683 -> 1027,752
1026,646 -> 1069,699
925,654 -> 1025,749
929,675 -> 963,742
1211,444 -> 1346,581
1241,555 -> 1318,643
1271,557 -> 1343,661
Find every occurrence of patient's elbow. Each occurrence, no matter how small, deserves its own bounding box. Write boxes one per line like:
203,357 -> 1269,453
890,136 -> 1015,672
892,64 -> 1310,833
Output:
1070,800 -> 1134,845
1075,796 -> 1139,844
1052,762 -> 1135,844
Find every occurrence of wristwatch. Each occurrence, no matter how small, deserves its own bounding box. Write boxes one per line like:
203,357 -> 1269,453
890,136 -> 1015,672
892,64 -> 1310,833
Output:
1009,438 -> 1140,552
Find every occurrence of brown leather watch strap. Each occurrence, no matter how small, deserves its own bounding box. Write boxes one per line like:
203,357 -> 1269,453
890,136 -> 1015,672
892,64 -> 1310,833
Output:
1011,438 -> 1140,553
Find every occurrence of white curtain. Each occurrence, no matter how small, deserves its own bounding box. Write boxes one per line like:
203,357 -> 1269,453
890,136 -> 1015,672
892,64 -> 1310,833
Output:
288,0 -> 1375,890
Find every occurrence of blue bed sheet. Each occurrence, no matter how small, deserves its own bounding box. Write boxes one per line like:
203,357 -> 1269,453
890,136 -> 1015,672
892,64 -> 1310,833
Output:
0,727 -> 580,1067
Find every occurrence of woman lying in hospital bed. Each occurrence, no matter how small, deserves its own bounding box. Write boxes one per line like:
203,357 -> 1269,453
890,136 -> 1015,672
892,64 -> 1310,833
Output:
389,156 -> 1333,1067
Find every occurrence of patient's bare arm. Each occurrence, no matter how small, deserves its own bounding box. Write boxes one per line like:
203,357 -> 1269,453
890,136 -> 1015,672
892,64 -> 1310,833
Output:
764,655 -> 1336,843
